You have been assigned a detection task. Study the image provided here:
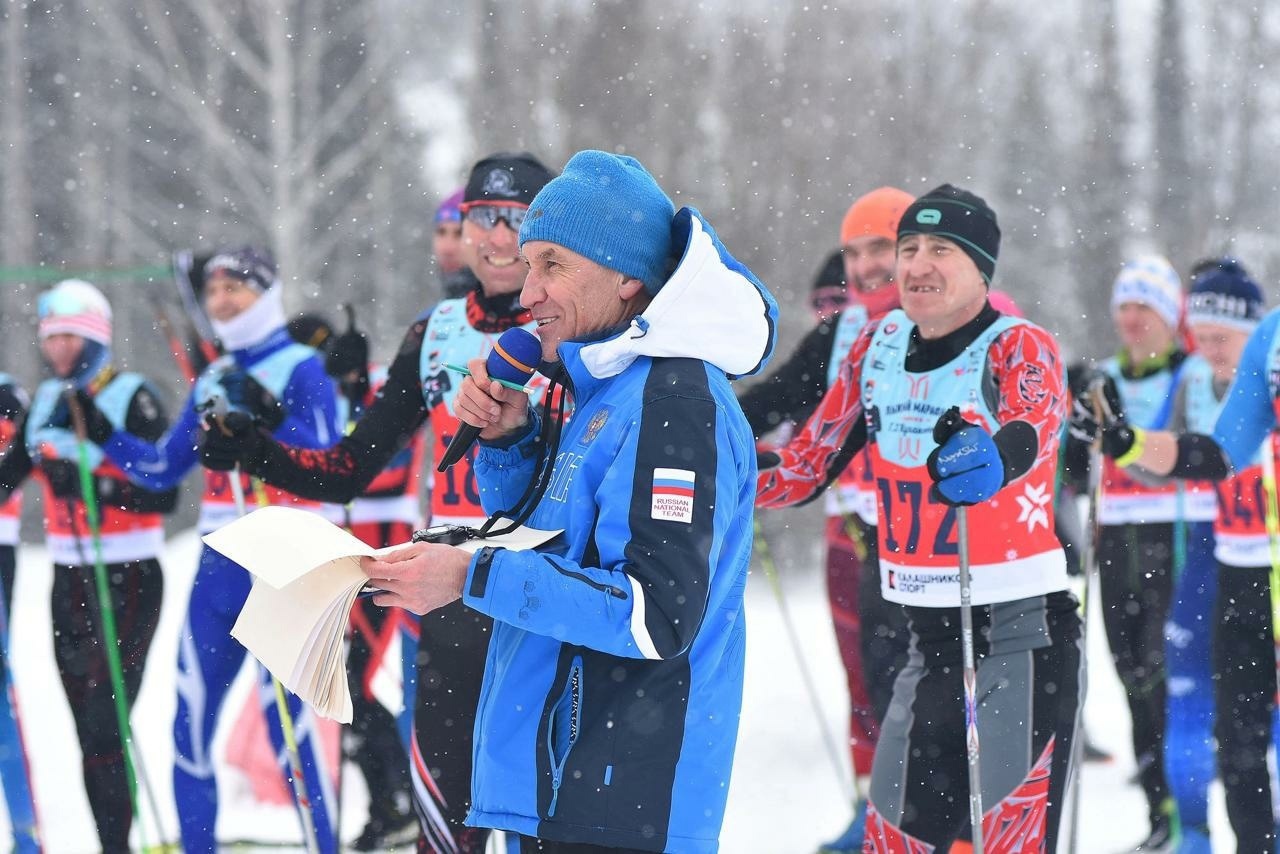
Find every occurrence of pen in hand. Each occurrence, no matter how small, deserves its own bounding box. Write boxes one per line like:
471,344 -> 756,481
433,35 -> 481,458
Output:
443,363 -> 530,393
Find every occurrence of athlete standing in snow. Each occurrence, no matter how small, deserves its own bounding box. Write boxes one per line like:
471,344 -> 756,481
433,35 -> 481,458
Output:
0,280 -> 176,852
73,249 -> 343,853
201,152 -> 556,853
737,186 -> 915,853
1073,258 -> 1280,853
757,185 -> 1081,853
1072,256 -> 1207,851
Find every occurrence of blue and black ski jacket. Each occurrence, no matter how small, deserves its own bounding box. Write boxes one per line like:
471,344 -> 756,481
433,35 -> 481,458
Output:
461,209 -> 777,852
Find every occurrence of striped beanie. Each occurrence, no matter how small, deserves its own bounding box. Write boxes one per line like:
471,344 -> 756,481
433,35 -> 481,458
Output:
1111,255 -> 1182,331
37,279 -> 112,345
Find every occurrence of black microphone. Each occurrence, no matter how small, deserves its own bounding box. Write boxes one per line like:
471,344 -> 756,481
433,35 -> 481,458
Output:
437,327 -> 542,472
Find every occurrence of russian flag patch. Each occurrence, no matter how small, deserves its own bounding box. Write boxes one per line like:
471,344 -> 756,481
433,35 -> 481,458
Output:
651,468 -> 696,524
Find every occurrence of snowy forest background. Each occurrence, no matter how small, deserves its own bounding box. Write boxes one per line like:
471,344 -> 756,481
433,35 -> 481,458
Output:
0,0 -> 1275,537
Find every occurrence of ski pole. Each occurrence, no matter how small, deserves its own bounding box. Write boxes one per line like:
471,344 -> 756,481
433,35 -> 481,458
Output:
934,405 -> 985,852
751,517 -> 855,804
1066,385 -> 1106,854
1257,432 -> 1280,662
226,457 -> 321,854
0,567 -> 43,853
955,504 -> 985,853
64,390 -> 160,853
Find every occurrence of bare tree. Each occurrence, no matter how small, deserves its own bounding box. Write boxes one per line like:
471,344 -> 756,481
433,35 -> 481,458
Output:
0,0 -> 39,379
91,1 -> 414,305
1152,0 -> 1196,271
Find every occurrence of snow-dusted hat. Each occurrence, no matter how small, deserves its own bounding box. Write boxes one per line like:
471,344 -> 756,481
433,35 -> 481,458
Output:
519,150 -> 676,295
37,279 -> 112,345
203,246 -> 278,293
1111,255 -> 1182,331
1186,258 -> 1264,332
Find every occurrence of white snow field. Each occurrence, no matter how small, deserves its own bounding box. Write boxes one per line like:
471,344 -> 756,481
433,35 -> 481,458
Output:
0,530 -> 1241,852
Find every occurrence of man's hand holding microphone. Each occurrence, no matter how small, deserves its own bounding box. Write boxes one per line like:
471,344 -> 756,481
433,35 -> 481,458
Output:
366,327 -> 541,614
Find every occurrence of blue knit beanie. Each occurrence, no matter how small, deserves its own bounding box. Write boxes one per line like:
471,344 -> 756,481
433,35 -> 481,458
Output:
1187,258 -> 1265,332
518,150 -> 676,294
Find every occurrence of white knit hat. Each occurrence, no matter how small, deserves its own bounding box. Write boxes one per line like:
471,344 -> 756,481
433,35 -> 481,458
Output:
1111,255 -> 1182,331
37,279 -> 112,345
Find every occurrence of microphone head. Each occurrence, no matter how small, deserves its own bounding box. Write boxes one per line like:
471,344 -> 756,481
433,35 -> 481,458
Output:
486,327 -> 541,386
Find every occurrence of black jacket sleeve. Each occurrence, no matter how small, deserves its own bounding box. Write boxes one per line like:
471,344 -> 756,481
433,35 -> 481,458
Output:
245,319 -> 430,503
737,317 -> 838,438
0,424 -> 33,500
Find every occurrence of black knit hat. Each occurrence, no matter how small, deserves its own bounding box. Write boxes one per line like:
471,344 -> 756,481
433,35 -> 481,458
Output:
898,184 -> 1001,285
811,249 -> 846,292
463,152 -> 556,206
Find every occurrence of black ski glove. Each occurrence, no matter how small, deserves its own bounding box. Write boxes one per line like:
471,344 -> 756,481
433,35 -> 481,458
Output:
71,388 -> 115,445
200,410 -> 267,472
43,459 -> 83,499
1067,370 -> 1124,445
325,327 -> 369,383
220,372 -> 285,432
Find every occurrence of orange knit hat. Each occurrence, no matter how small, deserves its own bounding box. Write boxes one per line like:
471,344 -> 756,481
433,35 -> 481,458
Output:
840,187 -> 915,246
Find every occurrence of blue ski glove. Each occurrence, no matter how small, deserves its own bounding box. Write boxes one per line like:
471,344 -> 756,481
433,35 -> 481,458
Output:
926,406 -> 1005,506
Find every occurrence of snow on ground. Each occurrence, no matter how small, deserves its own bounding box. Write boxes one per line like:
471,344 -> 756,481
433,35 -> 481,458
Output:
0,532 -> 1241,852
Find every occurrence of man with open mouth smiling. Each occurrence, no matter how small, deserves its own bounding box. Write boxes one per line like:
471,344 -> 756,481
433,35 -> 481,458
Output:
757,184 -> 1081,853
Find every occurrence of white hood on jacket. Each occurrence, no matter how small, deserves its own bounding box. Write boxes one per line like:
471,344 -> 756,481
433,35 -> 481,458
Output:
578,207 -> 778,381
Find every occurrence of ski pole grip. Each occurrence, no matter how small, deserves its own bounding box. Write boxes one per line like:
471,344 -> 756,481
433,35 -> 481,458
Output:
64,387 -> 89,441
933,405 -> 967,445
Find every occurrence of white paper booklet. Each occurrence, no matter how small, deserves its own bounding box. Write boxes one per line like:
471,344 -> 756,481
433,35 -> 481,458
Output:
203,505 -> 560,722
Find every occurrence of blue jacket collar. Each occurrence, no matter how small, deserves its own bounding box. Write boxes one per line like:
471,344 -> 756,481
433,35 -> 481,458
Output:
232,326 -> 293,365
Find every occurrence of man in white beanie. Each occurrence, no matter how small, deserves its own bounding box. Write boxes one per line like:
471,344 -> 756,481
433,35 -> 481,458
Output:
1065,254 -> 1209,851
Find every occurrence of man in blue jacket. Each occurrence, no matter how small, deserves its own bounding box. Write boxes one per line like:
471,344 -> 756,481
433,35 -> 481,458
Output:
365,150 -> 778,853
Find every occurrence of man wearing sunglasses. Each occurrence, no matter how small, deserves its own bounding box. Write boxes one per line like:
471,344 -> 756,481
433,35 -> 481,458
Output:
202,152 -> 557,853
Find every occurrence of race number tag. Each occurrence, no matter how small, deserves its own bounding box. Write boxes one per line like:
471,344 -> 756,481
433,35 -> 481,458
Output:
651,468 -> 695,524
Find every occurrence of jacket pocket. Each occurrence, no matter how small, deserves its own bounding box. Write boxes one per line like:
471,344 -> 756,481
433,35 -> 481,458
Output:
545,655 -> 584,818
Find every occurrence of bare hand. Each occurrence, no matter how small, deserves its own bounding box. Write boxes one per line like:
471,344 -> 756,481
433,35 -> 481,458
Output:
361,542 -> 472,615
452,356 -> 531,441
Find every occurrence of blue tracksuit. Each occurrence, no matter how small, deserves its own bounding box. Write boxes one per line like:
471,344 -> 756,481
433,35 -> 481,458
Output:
460,208 -> 776,852
102,328 -> 341,853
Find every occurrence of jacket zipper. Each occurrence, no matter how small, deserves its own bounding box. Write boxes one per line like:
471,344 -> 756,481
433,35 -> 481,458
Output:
546,655 -> 583,818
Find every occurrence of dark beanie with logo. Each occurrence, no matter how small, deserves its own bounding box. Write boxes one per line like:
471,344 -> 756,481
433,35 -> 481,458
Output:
463,152 -> 556,205
1186,258 -> 1265,332
897,184 -> 1001,285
